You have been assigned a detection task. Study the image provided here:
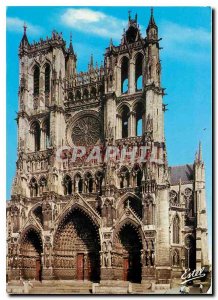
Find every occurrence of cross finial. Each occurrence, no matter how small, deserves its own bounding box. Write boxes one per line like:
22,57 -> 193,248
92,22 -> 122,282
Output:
90,53 -> 93,66
23,22 -> 27,34
151,7 -> 154,16
70,31 -> 72,43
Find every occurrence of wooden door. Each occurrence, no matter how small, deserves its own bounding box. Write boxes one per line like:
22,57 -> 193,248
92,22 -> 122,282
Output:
77,254 -> 84,280
36,259 -> 41,281
123,257 -> 129,281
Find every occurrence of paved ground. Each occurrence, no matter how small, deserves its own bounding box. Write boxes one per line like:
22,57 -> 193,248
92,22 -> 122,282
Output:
154,286 -> 211,295
7,280 -> 212,295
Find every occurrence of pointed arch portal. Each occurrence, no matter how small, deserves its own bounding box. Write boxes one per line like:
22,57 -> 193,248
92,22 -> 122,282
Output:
114,223 -> 142,283
20,227 -> 43,280
53,207 -> 100,282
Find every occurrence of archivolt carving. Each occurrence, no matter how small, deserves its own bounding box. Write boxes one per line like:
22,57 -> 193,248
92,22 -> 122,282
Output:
112,216 -> 144,246
54,194 -> 101,231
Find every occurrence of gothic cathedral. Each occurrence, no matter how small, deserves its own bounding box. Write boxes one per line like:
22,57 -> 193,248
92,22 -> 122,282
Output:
7,10 -> 209,288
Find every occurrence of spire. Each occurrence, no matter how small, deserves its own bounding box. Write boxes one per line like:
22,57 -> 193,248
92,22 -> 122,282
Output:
147,7 -> 158,33
127,10 -> 138,27
23,22 -> 27,35
95,61 -> 98,70
88,54 -> 94,72
68,32 -> 74,55
198,141 -> 202,162
110,38 -> 113,46
19,22 -> 29,49
128,10 -> 131,21
90,54 -> 94,67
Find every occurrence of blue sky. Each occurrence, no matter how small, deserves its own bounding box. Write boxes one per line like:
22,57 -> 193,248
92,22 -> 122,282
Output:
6,6 -> 212,257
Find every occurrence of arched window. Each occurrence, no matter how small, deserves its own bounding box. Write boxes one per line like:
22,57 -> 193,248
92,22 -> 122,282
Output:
121,57 -> 129,94
31,121 -> 41,151
63,175 -> 72,195
42,118 -> 50,149
173,215 -> 180,244
83,89 -> 89,99
120,166 -> 130,188
44,63 -> 50,93
74,174 -> 83,193
132,164 -> 142,187
134,102 -> 144,136
136,169 -> 142,187
68,92 -> 74,101
135,53 -> 143,91
170,190 -> 179,206
99,85 -> 104,95
33,65 -> 40,96
78,178 -> 83,193
91,87 -> 97,98
30,178 -> 38,197
75,90 -> 81,100
85,173 -> 93,193
39,176 -> 47,195
95,171 -> 103,194
121,105 -> 130,138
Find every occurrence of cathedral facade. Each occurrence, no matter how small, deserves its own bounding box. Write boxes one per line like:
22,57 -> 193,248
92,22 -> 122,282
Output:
7,10 -> 209,287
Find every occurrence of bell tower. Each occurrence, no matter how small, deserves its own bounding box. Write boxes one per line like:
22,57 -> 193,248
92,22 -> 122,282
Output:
102,9 -> 171,283
104,9 -> 165,143
12,27 -> 67,197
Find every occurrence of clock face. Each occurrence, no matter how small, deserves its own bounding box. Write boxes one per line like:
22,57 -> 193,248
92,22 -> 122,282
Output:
71,115 -> 101,146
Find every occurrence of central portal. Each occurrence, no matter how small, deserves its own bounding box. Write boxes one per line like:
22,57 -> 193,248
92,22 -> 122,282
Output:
54,207 -> 100,282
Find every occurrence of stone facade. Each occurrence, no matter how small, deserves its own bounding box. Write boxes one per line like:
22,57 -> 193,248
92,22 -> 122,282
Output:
7,10 -> 209,285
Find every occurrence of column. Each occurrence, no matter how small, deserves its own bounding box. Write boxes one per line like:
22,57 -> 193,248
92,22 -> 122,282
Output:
155,188 -> 171,282
116,66 -> 121,96
116,114 -> 122,139
129,60 -> 135,94
130,111 -> 136,137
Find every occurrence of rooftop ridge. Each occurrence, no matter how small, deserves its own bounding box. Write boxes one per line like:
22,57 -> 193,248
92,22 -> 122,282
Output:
169,163 -> 193,168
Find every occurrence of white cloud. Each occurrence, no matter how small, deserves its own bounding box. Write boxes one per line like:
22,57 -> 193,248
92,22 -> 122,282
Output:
161,21 -> 210,44
60,8 -> 127,40
7,17 -> 43,36
160,21 -> 211,61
